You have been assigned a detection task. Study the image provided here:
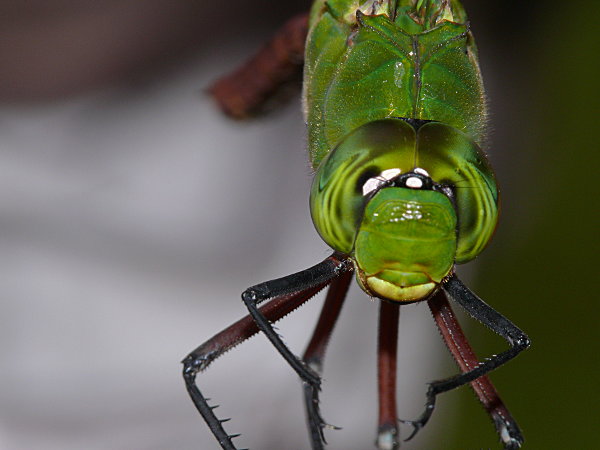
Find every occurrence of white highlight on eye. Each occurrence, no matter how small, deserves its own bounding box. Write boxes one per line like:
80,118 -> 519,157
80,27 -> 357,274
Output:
406,176 -> 423,189
381,168 -> 401,180
362,168 -> 402,196
362,178 -> 383,196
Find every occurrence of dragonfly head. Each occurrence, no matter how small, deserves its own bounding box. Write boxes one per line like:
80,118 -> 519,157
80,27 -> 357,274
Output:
310,119 -> 498,302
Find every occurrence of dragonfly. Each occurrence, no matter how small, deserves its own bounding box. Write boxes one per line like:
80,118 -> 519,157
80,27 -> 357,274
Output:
183,1 -> 530,449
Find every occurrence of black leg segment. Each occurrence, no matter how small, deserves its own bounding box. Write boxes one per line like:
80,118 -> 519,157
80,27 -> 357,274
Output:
183,253 -> 351,450
402,274 -> 530,442
242,253 -> 352,387
427,289 -> 525,449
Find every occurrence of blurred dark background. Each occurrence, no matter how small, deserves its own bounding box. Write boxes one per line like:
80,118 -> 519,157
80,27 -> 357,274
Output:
0,0 -> 597,449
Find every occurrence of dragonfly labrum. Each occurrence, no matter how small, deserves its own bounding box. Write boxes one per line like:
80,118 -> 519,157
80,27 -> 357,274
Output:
183,1 -> 530,449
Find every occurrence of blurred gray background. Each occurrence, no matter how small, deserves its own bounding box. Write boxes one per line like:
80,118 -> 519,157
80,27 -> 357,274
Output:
0,1 -> 597,449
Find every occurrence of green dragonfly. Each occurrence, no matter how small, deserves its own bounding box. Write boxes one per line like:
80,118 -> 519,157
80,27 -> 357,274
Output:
183,1 -> 530,448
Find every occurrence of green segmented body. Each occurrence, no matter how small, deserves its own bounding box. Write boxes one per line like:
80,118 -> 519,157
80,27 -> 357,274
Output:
305,0 -> 499,302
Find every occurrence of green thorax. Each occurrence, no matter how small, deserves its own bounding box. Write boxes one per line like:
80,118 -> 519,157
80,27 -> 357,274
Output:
304,0 -> 485,168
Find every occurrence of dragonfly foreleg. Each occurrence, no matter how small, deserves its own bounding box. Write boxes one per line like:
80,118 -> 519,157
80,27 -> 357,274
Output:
428,290 -> 524,449
401,275 -> 530,444
301,270 -> 352,449
182,269 -> 336,450
242,254 -> 351,447
210,12 -> 308,118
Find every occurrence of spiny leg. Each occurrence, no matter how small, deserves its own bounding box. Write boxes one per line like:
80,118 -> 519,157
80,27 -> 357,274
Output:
243,253 -> 351,386
402,274 -> 530,443
428,290 -> 524,449
183,282 -> 329,450
301,270 -> 353,449
209,12 -> 309,118
377,301 -> 401,450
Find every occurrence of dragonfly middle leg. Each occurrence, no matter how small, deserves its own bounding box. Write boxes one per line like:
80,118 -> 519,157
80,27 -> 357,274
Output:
428,290 -> 524,449
377,301 -> 401,450
402,275 -> 530,445
301,270 -> 353,449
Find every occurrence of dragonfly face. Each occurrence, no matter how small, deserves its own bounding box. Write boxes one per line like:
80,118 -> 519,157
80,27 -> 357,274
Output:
310,119 -> 499,302
354,185 -> 457,302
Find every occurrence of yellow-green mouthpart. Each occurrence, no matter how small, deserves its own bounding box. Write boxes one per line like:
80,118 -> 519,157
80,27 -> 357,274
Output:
359,271 -> 438,302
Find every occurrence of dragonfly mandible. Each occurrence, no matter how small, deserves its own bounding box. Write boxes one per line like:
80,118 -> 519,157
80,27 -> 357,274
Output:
183,1 -> 530,449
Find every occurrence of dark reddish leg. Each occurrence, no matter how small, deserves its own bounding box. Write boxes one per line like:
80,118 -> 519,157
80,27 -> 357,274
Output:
402,275 -> 528,448
428,290 -> 524,449
301,270 -> 353,449
377,301 -> 401,450
210,13 -> 309,118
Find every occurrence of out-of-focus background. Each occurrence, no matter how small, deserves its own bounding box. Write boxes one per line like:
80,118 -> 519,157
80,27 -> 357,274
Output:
0,1 -> 597,449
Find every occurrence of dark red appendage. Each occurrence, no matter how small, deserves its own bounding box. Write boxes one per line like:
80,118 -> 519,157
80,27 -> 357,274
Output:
377,301 -> 400,445
303,270 -> 353,366
428,291 -> 520,437
209,13 -> 309,118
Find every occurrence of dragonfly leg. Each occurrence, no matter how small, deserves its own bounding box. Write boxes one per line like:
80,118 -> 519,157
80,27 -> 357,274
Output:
401,275 -> 530,444
243,253 -> 351,386
210,12 -> 309,118
301,270 -> 353,449
376,301 -> 401,450
182,281 -> 330,450
428,290 -> 524,449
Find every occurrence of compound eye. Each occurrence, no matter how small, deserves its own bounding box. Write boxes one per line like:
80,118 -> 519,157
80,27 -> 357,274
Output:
310,120 -> 416,254
416,122 -> 499,262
